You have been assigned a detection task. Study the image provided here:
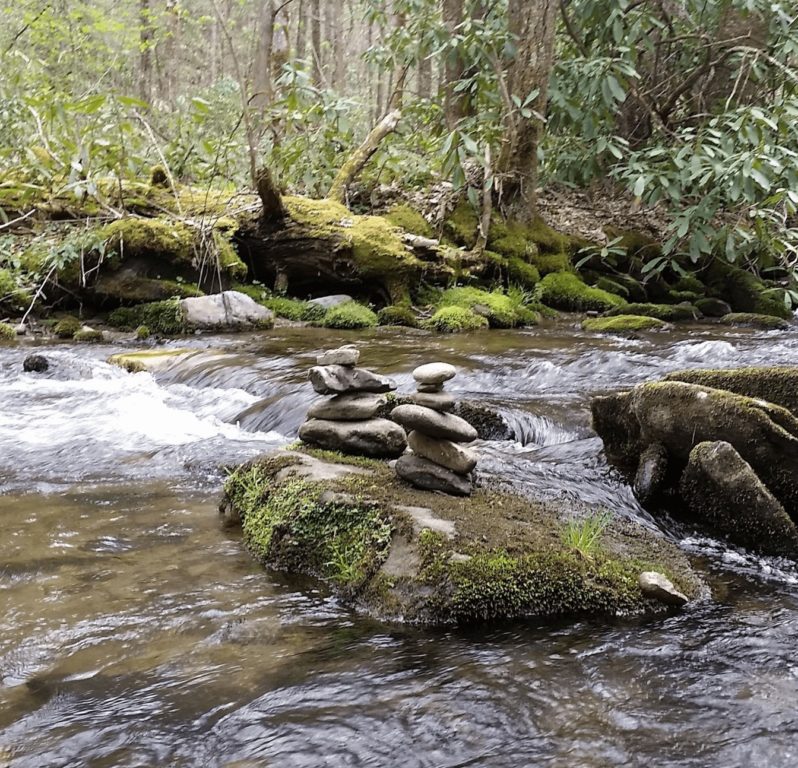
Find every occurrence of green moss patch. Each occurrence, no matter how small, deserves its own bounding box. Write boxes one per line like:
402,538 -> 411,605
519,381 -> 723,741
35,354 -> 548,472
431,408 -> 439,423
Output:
423,306 -> 489,333
536,272 -> 626,312
582,315 -> 668,333
438,286 -> 536,328
377,305 -> 419,327
0,322 -> 16,341
53,315 -> 81,339
719,312 -> 791,330
605,302 -> 699,322
705,261 -> 791,319
108,298 -> 187,335
322,301 -> 378,330
383,204 -> 434,238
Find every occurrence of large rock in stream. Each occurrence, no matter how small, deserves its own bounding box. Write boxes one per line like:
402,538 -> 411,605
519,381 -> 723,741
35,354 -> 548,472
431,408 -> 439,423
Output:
220,450 -> 704,626
591,366 -> 798,556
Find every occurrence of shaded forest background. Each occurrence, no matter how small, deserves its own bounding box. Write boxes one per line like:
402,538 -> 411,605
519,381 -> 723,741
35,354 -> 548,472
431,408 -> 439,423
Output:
1,0 -> 797,298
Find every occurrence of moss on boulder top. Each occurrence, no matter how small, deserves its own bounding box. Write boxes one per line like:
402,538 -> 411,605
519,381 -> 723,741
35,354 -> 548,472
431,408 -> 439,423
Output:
604,302 -> 699,322
220,450 -> 702,625
423,306 -> 489,333
536,272 -> 626,312
582,315 -> 668,334
437,286 -> 538,328
719,312 -> 791,330
665,366 -> 798,417
705,261 -> 792,319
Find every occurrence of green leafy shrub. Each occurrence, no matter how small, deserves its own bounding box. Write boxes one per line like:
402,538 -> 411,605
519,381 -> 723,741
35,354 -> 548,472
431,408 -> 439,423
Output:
423,306 -> 488,333
321,301 -> 379,329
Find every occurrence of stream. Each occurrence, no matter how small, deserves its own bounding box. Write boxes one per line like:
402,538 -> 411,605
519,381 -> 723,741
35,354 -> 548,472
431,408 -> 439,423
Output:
1,322 -> 797,767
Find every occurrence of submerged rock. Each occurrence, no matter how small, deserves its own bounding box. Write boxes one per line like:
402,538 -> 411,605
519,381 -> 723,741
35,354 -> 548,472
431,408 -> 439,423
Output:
395,453 -> 473,496
221,451 -> 702,626
298,417 -> 407,458
680,441 -> 798,557
22,354 -> 49,373
180,291 -> 274,331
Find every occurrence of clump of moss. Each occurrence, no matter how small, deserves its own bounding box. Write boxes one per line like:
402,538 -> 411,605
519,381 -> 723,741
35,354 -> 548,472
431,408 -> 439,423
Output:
149,164 -> 170,188
135,325 -> 151,340
719,312 -> 791,330
423,306 -> 489,333
593,276 -> 630,299
53,315 -> 81,339
673,275 -> 705,294
0,322 -> 16,341
108,298 -> 186,335
266,295 -> 325,322
383,204 -> 434,238
605,302 -> 698,322
443,199 -> 480,249
438,286 -> 533,328
507,257 -> 541,289
322,301 -> 379,330
377,305 -> 419,327
582,315 -> 668,333
73,328 -> 104,342
535,272 -> 626,312
705,261 -> 791,319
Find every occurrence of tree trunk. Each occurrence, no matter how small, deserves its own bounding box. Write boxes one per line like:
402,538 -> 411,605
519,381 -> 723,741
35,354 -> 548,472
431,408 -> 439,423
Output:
310,0 -> 322,87
498,0 -> 558,223
296,0 -> 306,60
442,0 -> 465,129
138,0 -> 152,102
252,1 -> 275,109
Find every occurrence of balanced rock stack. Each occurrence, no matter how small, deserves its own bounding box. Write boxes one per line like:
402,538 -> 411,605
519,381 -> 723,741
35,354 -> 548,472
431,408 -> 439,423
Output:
299,345 -> 407,458
391,362 -> 478,497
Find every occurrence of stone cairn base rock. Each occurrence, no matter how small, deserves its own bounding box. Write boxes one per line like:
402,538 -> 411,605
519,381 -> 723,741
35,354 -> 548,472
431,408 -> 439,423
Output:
391,362 -> 478,497
299,345 -> 407,458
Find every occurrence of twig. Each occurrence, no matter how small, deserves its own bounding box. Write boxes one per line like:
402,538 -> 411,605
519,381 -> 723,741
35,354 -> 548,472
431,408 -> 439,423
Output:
0,209 -> 36,231
19,263 -> 58,327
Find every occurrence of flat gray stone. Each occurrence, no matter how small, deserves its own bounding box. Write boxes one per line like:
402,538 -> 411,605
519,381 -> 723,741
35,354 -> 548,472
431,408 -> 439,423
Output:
307,392 -> 386,421
316,345 -> 359,367
180,291 -> 274,331
409,391 -> 456,412
639,572 -> 689,607
299,418 -> 407,458
413,362 -> 457,386
391,404 -> 477,443
395,453 -> 472,496
308,294 -> 352,309
309,365 -> 397,395
407,430 -> 477,475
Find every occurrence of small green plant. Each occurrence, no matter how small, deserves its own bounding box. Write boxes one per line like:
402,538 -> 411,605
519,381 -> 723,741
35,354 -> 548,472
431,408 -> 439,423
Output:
562,510 -> 613,559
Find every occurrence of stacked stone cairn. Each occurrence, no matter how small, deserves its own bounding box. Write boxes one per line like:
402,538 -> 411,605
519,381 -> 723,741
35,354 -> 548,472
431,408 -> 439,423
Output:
299,345 -> 407,458
391,362 -> 478,497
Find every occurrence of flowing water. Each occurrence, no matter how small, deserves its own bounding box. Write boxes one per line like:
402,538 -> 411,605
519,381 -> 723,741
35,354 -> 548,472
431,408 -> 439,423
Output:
1,321 -> 798,767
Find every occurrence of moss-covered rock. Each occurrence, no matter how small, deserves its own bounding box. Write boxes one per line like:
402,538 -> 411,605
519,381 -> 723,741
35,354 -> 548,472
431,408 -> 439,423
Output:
73,327 -> 104,342
322,301 -> 379,330
582,315 -> 668,333
377,305 -> 420,327
437,286 -> 535,328
53,315 -> 82,339
535,272 -> 626,312
443,199 -> 480,249
220,450 -> 702,625
506,257 -> 541,289
108,298 -> 186,335
0,322 -> 16,341
705,261 -> 791,319
423,306 -> 489,333
719,312 -> 791,330
108,348 -> 194,373
695,297 -> 731,317
665,366 -> 798,417
605,302 -> 699,322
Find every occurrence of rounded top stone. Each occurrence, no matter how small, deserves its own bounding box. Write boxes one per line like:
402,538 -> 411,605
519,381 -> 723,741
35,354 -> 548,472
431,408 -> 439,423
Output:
412,362 -> 456,385
317,345 -> 360,367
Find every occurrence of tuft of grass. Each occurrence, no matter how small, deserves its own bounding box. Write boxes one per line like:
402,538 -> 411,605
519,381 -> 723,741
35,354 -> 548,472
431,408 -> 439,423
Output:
562,510 -> 613,559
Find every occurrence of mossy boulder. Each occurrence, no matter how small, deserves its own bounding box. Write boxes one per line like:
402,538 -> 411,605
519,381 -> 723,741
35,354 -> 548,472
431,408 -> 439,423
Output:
423,306 -> 489,333
220,450 -> 702,625
73,327 -> 104,342
604,302 -> 699,322
377,305 -> 420,327
705,261 -> 791,319
437,286 -> 534,328
0,322 -> 16,341
109,348 -> 194,373
108,299 -> 187,335
322,301 -> 379,330
506,257 -> 541,289
383,204 -> 434,238
53,315 -> 82,339
535,272 -> 626,313
582,315 -> 668,334
695,297 -> 732,317
719,312 -> 791,330
665,366 -> 798,417
591,379 -> 798,551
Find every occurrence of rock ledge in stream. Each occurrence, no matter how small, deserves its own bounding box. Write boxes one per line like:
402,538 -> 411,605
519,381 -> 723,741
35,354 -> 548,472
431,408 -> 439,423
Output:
591,366 -> 798,557
220,450 -> 703,626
